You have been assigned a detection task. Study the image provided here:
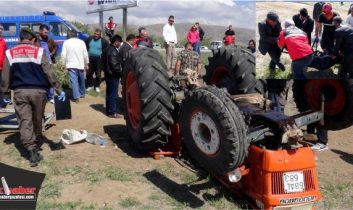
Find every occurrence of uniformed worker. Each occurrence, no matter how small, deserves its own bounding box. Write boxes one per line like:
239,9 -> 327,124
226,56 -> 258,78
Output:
0,28 -> 66,167
174,42 -> 201,76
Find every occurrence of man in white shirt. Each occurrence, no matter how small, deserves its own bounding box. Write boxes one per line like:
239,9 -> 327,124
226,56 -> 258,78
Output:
163,15 -> 177,70
61,30 -> 89,103
346,6 -> 353,27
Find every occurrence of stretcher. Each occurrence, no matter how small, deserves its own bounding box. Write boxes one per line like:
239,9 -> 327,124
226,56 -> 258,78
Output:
0,108 -> 55,131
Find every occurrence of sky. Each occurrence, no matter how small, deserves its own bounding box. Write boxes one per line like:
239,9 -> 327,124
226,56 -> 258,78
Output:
0,0 -> 256,29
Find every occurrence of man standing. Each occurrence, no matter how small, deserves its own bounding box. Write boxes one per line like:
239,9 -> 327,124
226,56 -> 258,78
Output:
119,34 -> 136,66
195,22 -> 205,42
38,24 -> 58,104
346,5 -> 353,27
61,30 -> 89,103
332,16 -> 353,79
85,29 -> 108,93
258,11 -> 286,71
105,16 -> 117,38
0,28 -> 65,166
163,15 -> 177,71
102,35 -> 123,118
293,8 -> 315,44
134,27 -> 153,48
175,42 -> 201,76
225,25 -> 235,37
315,3 -> 339,54
0,24 -> 7,108
277,19 -> 313,79
313,2 -> 325,34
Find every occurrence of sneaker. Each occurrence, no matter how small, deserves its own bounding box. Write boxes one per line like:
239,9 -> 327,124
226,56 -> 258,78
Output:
86,87 -> 93,91
29,149 -> 43,167
49,99 -> 54,104
310,143 -> 329,151
95,87 -> 100,93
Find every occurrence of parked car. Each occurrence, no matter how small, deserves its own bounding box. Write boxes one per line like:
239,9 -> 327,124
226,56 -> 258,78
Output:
153,43 -> 161,49
201,46 -> 209,50
0,11 -> 89,55
210,41 -> 223,51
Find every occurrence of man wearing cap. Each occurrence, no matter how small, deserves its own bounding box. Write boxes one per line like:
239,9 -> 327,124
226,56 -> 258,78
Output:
0,28 -> 66,167
315,3 -> 340,54
332,16 -> 353,79
278,19 -> 313,79
258,11 -> 286,72
346,5 -> 353,27
293,8 -> 315,45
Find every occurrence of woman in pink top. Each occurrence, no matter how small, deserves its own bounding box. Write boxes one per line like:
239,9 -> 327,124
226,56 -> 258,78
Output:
187,25 -> 201,55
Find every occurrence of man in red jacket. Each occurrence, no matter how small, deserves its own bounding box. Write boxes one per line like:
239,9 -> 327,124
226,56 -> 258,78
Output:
277,19 -> 313,79
0,24 -> 8,108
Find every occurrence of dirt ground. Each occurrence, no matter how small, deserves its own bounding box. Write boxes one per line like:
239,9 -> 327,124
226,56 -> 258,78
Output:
256,2 -> 349,79
0,80 -> 353,209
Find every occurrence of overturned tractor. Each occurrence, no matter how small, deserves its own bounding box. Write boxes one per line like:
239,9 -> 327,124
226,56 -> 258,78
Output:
121,46 -> 353,209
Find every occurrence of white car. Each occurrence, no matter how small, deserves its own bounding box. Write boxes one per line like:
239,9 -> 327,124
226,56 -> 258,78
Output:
210,41 -> 223,51
201,46 -> 209,50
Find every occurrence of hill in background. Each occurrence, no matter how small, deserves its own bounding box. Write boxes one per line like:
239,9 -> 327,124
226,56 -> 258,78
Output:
86,23 -> 255,47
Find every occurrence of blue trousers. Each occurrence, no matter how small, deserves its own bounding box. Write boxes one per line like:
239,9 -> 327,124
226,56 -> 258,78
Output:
105,77 -> 119,115
68,68 -> 85,100
193,41 -> 201,55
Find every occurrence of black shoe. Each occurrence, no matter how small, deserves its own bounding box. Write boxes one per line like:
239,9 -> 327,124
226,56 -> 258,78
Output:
278,63 -> 286,71
29,149 -> 43,167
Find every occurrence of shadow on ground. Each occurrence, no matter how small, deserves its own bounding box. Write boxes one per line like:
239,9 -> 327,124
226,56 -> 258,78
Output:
103,124 -> 144,158
331,149 -> 353,165
89,97 -> 124,115
143,169 -> 251,209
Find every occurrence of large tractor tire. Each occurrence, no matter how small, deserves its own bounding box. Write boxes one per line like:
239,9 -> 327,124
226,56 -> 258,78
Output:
122,48 -> 174,150
204,46 -> 263,95
293,79 -> 353,130
180,86 -> 248,175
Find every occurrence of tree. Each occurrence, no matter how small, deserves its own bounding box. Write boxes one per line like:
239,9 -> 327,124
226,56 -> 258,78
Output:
71,21 -> 93,35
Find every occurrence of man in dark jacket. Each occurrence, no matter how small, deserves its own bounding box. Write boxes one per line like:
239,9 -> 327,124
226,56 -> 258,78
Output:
332,16 -> 353,79
293,8 -> 315,44
258,11 -> 286,71
0,28 -> 65,166
102,35 -> 123,118
119,34 -> 136,69
195,22 -> 205,41
85,29 -> 109,92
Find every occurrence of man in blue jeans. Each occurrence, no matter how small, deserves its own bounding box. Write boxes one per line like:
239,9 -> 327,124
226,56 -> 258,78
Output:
61,30 -> 89,103
102,35 -> 123,118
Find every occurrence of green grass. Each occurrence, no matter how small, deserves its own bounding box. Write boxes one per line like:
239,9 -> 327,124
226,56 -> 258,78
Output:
37,201 -> 83,210
40,181 -> 61,198
119,197 -> 141,208
104,166 -> 132,182
318,182 -> 353,209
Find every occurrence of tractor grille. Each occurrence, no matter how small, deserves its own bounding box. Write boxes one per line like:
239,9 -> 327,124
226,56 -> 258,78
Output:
271,170 -> 316,195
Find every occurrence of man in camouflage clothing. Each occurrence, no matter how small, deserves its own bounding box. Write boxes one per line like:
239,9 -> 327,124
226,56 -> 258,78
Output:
175,42 -> 201,76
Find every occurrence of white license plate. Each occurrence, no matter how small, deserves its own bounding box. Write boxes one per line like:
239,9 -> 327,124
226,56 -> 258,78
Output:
283,171 -> 305,193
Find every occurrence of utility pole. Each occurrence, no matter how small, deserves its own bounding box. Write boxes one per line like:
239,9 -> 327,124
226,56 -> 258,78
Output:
123,8 -> 128,40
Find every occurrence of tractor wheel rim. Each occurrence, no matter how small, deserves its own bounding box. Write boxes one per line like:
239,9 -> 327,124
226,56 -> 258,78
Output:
305,80 -> 345,116
126,71 -> 141,129
210,66 -> 231,88
190,111 -> 220,155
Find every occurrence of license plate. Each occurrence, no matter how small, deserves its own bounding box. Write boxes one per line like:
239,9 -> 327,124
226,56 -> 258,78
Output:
283,171 -> 305,193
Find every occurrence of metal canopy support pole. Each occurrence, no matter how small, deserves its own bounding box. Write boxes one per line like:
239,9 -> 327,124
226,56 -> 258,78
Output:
99,11 -> 104,32
123,8 -> 127,40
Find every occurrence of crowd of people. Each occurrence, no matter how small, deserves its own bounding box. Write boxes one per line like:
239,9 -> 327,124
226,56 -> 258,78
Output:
259,2 -> 353,80
0,14 -> 245,166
